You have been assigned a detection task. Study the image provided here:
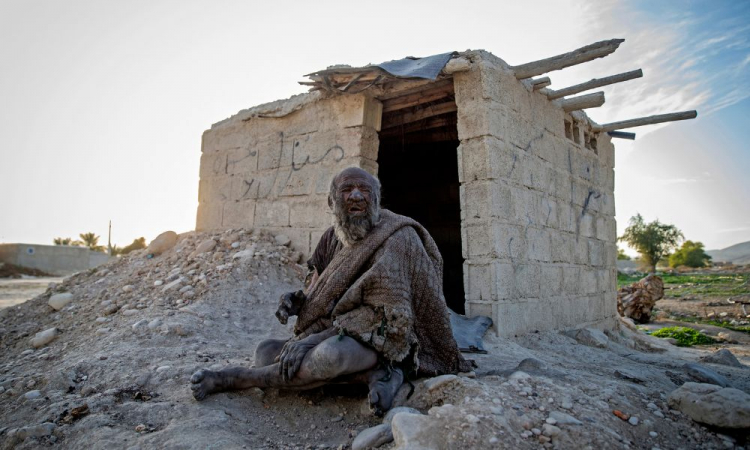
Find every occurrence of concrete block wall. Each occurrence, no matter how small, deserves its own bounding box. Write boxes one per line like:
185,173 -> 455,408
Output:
454,52 -> 618,335
0,244 -> 112,275
197,93 -> 382,258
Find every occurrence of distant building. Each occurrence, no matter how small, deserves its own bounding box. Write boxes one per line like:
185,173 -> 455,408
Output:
0,243 -> 111,276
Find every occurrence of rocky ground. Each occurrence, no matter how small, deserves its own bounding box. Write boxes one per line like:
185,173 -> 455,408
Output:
0,229 -> 749,449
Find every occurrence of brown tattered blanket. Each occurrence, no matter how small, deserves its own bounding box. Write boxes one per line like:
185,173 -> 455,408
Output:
294,209 -> 473,376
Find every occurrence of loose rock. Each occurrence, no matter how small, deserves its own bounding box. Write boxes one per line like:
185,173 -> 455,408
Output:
699,349 -> 743,368
30,328 -> 58,348
683,363 -> 731,387
48,293 -> 74,311
352,423 -> 393,450
146,231 -> 178,256
667,382 -> 750,429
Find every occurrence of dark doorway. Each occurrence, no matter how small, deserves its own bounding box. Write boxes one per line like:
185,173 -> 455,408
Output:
376,82 -> 464,313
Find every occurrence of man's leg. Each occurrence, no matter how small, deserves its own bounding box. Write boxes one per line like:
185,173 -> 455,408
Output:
190,336 -> 378,400
253,339 -> 286,367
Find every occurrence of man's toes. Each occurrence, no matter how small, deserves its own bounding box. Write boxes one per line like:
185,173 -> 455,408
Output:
190,369 -> 206,384
191,387 -> 205,400
368,389 -> 380,406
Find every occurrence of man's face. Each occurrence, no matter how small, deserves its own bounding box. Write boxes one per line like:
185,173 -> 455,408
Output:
336,172 -> 375,219
330,168 -> 381,246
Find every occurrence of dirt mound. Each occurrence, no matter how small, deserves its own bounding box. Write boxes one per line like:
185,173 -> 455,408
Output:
1,229 -> 749,449
0,263 -> 52,279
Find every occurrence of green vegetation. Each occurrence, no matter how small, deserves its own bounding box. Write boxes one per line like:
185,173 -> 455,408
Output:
617,248 -> 631,260
54,233 -> 145,256
669,240 -> 712,268
650,326 -> 716,346
619,214 -> 683,273
110,237 -> 146,257
617,272 -> 749,297
671,316 -> 750,334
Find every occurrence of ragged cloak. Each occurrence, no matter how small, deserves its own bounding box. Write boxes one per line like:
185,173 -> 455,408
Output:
294,209 -> 472,376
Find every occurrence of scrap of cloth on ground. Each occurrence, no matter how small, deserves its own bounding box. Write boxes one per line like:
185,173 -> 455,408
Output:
295,209 -> 473,377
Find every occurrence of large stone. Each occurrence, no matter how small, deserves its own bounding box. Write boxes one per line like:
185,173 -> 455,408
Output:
30,328 -> 58,348
16,422 -> 55,440
48,293 -> 73,311
383,407 -> 421,425
667,382 -> 750,429
193,239 -> 217,256
699,349 -> 743,368
423,374 -> 457,391
391,411 -> 443,449
146,231 -> 178,256
683,363 -> 731,388
352,423 -> 393,450
565,328 -> 608,348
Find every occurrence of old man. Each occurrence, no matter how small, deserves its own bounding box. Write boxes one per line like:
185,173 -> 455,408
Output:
190,167 -> 472,414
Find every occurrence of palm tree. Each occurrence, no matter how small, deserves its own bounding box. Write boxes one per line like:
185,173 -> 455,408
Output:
79,232 -> 106,253
53,237 -> 73,246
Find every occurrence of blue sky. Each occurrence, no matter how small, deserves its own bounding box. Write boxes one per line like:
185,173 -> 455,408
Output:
0,0 -> 747,251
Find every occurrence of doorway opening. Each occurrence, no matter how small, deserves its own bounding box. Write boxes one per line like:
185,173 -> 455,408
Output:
376,80 -> 465,313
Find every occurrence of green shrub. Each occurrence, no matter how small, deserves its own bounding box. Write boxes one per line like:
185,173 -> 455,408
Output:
650,327 -> 715,347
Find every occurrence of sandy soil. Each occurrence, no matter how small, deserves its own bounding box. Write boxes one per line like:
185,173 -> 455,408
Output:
0,277 -> 64,310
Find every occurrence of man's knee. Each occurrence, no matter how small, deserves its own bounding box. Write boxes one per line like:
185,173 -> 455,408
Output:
254,339 -> 285,367
304,336 -> 377,378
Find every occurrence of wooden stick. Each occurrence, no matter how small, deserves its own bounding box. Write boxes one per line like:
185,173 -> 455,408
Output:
557,92 -> 605,112
594,110 -> 697,132
547,69 -> 643,100
512,39 -> 625,79
531,77 -> 551,90
608,131 -> 636,140
382,101 -> 457,129
381,83 -> 455,112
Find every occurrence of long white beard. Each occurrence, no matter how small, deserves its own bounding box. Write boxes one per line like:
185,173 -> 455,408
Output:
332,201 -> 380,247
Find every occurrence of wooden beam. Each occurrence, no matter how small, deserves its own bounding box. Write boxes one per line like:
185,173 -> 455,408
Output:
377,79 -> 452,101
557,92 -> 605,112
594,110 -> 698,132
381,83 -> 455,113
547,69 -> 643,100
511,39 -> 625,79
382,101 -> 457,129
608,131 -> 636,140
531,77 -> 551,90
380,115 -> 456,137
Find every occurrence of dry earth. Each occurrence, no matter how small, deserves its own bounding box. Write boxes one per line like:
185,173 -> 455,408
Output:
0,229 -> 749,449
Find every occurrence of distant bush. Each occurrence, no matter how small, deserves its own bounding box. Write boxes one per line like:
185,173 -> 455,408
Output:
651,326 -> 715,346
669,241 -> 712,268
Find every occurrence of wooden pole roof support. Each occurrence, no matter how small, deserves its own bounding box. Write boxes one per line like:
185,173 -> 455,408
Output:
594,110 -> 698,132
512,39 -> 625,79
547,69 -> 643,100
557,91 -> 605,112
531,77 -> 551,90
608,131 -> 636,140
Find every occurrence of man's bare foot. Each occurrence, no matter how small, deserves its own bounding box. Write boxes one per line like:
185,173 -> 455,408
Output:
367,366 -> 404,416
190,369 -> 224,400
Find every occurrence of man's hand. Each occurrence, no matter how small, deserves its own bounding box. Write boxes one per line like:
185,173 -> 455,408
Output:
275,290 -> 306,325
275,328 -> 337,382
276,336 -> 317,382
